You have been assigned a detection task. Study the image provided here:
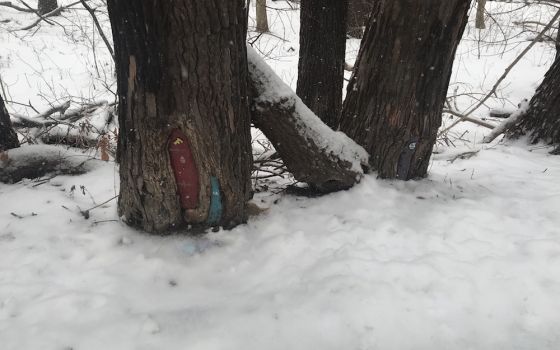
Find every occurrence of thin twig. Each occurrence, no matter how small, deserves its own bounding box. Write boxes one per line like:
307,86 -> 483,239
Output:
439,8 -> 560,136
78,0 -> 115,59
0,1 -> 34,12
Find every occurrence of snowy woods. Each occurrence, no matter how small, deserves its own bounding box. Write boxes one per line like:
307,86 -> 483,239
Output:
1,0 -> 560,349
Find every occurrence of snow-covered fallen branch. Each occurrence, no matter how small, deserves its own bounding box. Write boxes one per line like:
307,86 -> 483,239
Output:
10,100 -> 117,149
0,145 -> 100,183
247,45 -> 369,193
482,100 -> 529,143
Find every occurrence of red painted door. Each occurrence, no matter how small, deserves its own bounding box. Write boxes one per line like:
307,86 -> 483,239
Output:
168,129 -> 200,209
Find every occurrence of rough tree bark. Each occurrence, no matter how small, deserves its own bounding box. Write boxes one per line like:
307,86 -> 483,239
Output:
337,0 -> 471,180
107,0 -> 252,233
256,0 -> 269,32
0,93 -> 19,152
510,56 -> 560,153
37,0 -> 57,14
297,0 -> 348,129
248,47 -> 368,192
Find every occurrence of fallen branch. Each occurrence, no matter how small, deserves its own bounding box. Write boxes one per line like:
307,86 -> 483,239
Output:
489,108 -> 513,119
442,109 -> 494,129
10,101 -> 71,128
247,46 -> 369,193
10,100 -> 117,152
0,145 -> 99,183
482,100 -> 529,143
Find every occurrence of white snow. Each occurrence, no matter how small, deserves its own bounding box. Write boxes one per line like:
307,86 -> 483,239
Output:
1,2 -> 560,350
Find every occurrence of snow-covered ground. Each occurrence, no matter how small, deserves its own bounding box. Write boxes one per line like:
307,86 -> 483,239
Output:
1,2 -> 560,349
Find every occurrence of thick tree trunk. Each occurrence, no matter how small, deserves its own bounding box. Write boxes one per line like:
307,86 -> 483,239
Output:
510,56 -> 560,151
0,93 -> 19,152
256,0 -> 269,32
37,0 -> 57,15
107,0 -> 252,233
338,0 -> 471,180
248,47 -> 368,192
297,0 -> 348,129
347,0 -> 374,38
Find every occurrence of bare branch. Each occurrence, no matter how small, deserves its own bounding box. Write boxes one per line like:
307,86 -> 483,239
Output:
439,7 -> 560,136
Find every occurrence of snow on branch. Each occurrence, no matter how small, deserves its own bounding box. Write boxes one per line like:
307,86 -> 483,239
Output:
246,45 -> 369,192
0,145 -> 100,183
482,100 -> 529,143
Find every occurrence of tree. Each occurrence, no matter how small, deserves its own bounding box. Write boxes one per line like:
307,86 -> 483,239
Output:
297,0 -> 348,129
510,56 -> 560,153
347,0 -> 374,38
0,93 -> 19,152
38,0 -> 57,15
256,0 -> 269,32
337,0 -> 471,180
475,0 -> 487,29
107,0 -> 252,233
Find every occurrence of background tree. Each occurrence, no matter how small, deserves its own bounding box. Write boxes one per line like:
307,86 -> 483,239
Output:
0,93 -> 19,152
38,0 -> 57,15
107,0 -> 252,233
347,0 -> 373,38
256,0 -> 269,32
475,0 -> 487,29
338,0 -> 471,180
297,0 -> 348,129
510,56 -> 560,153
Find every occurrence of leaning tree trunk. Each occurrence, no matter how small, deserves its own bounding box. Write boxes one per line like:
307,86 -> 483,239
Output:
510,56 -> 560,152
338,0 -> 471,180
107,0 -> 252,233
0,93 -> 19,152
256,0 -> 269,32
37,0 -> 57,15
248,47 -> 368,193
297,0 -> 348,129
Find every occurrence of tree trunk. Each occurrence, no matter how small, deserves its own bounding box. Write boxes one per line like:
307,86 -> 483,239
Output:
256,0 -> 269,32
107,0 -> 252,233
37,0 -> 57,15
0,93 -> 19,152
475,0 -> 487,29
556,21 -> 560,60
510,56 -> 560,151
297,0 -> 348,129
347,0 -> 374,38
248,47 -> 368,192
337,0 -> 471,180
